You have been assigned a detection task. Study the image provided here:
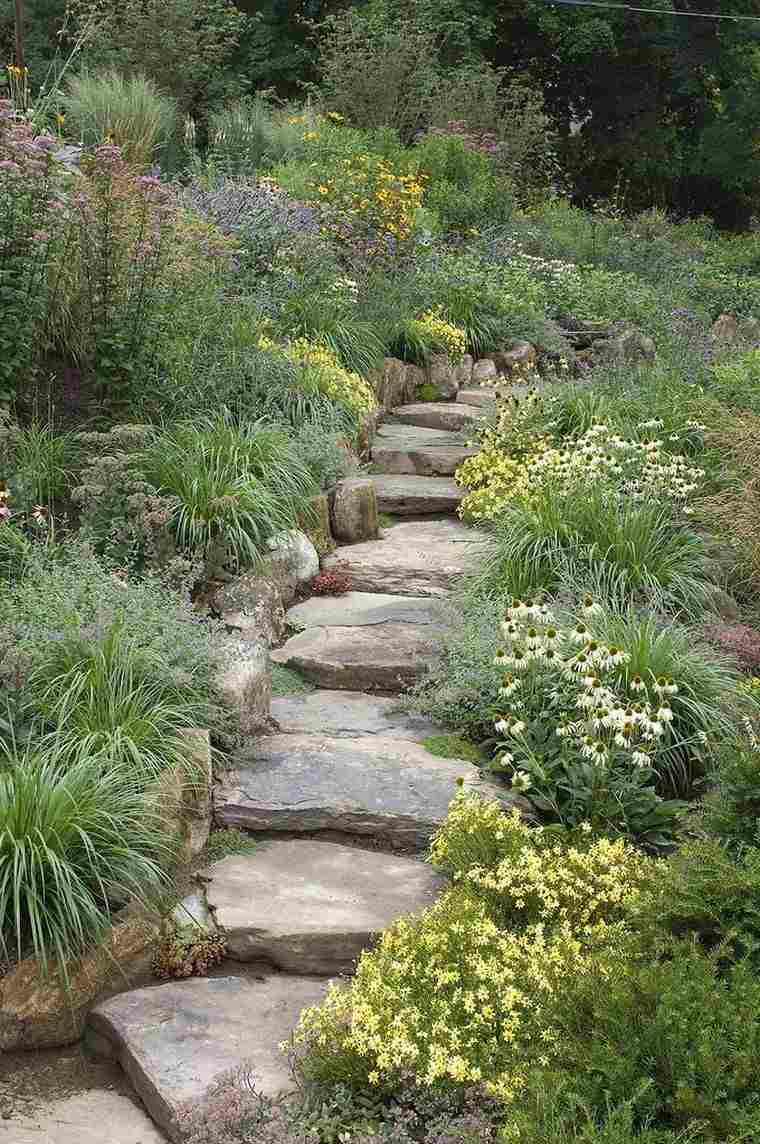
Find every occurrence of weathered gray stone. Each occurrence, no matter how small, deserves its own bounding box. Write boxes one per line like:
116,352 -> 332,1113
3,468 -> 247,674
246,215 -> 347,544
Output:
287,591 -> 445,628
471,358 -> 498,384
593,328 -> 655,366
741,316 -> 760,344
369,357 -> 414,413
370,474 -> 463,515
212,574 -> 285,647
5,1090 -> 166,1144
216,733 -> 515,847
370,441 -> 477,477
178,728 -> 213,857
456,387 -> 498,408
265,530 -> 319,605
492,341 -> 537,374
271,622 -> 442,692
330,478 -> 379,543
454,354 -> 474,387
216,637 -> 270,734
386,402 -> 483,432
202,842 -> 446,973
271,689 -> 438,740
425,354 -> 458,400
322,519 -> 479,597
376,423 -> 466,446
87,976 -> 328,1141
711,313 -> 740,342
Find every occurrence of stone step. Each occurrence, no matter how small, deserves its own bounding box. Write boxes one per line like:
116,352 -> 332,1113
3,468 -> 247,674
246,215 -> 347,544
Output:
7,1091 -> 166,1144
87,975 -> 328,1142
271,690 -> 438,740
215,732 -> 516,848
376,422 -> 466,445
385,402 -> 483,432
322,519 -> 480,597
195,841 -> 445,974
371,474 -> 463,516
271,621 -> 442,692
286,591 -> 444,628
456,387 -> 498,408
370,440 -> 477,477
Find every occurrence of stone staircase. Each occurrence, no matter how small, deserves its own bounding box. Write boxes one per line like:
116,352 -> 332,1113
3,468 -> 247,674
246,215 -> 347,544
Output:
80,398 -> 516,1143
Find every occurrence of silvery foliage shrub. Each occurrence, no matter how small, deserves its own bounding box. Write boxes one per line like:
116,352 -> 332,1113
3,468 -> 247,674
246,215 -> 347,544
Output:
178,176 -> 319,274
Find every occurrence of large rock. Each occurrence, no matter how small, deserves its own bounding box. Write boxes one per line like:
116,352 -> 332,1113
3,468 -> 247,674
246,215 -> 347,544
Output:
456,387 -> 498,408
492,341 -> 537,374
286,591 -> 444,628
386,402 -> 482,432
711,313 -> 740,342
216,636 -> 270,734
593,328 -> 655,366
370,474 -> 463,516
87,975 -> 329,1141
376,423 -> 466,446
322,519 -> 479,597
471,358 -> 498,384
271,621 -> 443,692
6,1090 -> 165,1144
330,478 -> 379,543
454,354 -> 474,387
216,733 -> 515,848
370,441 -> 477,477
425,354 -> 458,400
200,842 -> 446,973
370,357 -> 418,412
265,530 -> 319,605
271,689 -> 438,741
0,915 -> 157,1052
212,574 -> 285,647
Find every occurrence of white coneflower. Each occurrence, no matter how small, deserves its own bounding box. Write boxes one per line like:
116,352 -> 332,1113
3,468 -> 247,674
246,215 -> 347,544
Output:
607,646 -> 628,667
582,595 -> 602,616
494,718 -> 510,735
647,720 -> 665,738
631,751 -> 651,767
499,677 -> 522,698
653,676 -> 669,695
630,675 -> 646,693
500,751 -> 515,765
511,770 -> 532,792
571,623 -> 589,645
500,621 -> 518,638
657,705 -> 674,723
494,649 -> 508,667
510,719 -> 527,735
665,679 -> 679,695
525,627 -> 542,650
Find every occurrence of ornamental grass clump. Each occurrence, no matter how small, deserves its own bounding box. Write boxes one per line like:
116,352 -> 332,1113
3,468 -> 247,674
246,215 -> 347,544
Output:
295,794 -> 652,1104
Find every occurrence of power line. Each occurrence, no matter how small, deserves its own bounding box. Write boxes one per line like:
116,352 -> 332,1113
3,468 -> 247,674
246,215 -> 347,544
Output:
543,0 -> 760,22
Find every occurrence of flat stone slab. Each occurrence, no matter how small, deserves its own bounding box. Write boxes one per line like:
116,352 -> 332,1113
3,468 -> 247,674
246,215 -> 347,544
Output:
322,519 -> 480,597
87,976 -> 328,1141
286,591 -> 444,628
271,622 -> 442,691
4,1091 -> 166,1144
376,423 -> 466,445
370,442 -> 477,476
271,690 -> 438,740
457,387 -> 498,408
216,733 -> 515,847
370,474 -> 463,515
201,842 -> 446,973
386,402 -> 483,431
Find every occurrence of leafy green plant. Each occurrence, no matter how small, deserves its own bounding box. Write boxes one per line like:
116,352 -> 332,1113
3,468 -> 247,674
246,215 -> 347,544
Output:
61,69 -> 178,168
0,741 -> 171,971
136,417 -> 319,576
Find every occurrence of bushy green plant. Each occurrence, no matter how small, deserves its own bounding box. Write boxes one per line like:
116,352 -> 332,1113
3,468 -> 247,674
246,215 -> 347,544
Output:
0,741 -> 171,971
136,417 -> 319,576
206,96 -> 309,174
61,69 -> 178,168
0,419 -> 82,513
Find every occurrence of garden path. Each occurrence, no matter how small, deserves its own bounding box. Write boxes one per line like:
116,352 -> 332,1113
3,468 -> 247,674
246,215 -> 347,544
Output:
68,398 -> 512,1143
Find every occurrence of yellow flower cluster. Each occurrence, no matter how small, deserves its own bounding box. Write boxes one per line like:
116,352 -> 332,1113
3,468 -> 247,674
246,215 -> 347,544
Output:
258,334 -> 377,421
294,794 -> 652,1103
415,307 -> 467,359
312,155 -> 424,257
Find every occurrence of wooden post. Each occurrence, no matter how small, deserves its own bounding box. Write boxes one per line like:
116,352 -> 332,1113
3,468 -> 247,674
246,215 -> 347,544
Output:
14,0 -> 25,73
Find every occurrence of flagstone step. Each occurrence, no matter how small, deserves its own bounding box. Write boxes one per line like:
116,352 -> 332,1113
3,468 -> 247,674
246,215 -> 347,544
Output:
196,840 -> 446,973
375,422 -> 467,445
385,401 -> 483,432
456,387 -> 498,408
271,621 -> 443,692
6,1091 -> 166,1144
215,732 -> 516,848
286,591 -> 445,628
322,519 -> 479,597
370,440 -> 477,476
87,976 -> 329,1142
271,690 -> 438,740
370,474 -> 464,515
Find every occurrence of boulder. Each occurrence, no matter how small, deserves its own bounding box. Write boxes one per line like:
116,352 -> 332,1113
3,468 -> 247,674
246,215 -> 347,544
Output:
330,478 -> 379,543
471,358 -> 498,384
456,387 -> 498,408
0,914 -> 158,1052
593,328 -> 655,366
212,574 -> 285,647
454,354 -> 474,387
216,636 -> 270,734
425,354 -> 458,400
370,474 -> 463,515
286,591 -> 444,629
370,357 -> 417,412
265,530 -> 319,605
301,492 -> 333,557
492,341 -> 537,374
711,313 -> 740,342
